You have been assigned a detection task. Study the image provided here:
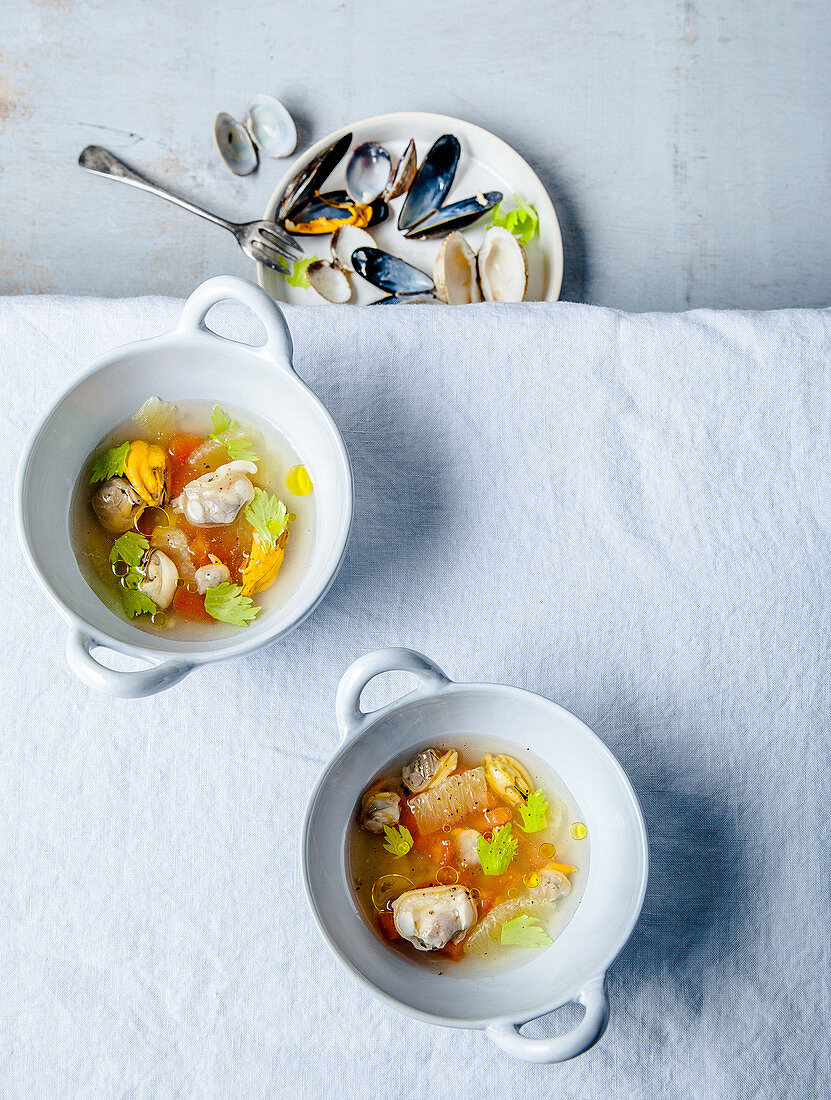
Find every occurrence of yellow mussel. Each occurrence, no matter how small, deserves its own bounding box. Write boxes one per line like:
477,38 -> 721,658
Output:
240,530 -> 288,596
483,753 -> 533,807
125,440 -> 166,506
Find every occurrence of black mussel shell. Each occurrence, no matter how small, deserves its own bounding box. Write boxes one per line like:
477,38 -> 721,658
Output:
352,247 -> 435,296
370,294 -> 438,305
403,191 -> 503,240
397,134 -> 461,232
277,132 -> 352,221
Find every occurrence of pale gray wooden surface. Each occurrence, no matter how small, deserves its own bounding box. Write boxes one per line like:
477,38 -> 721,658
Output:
2,0 -> 829,311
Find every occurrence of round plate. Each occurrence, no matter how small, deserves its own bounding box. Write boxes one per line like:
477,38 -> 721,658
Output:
259,111 -> 563,305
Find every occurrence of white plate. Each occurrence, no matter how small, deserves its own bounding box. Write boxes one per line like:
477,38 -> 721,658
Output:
259,111 -> 563,305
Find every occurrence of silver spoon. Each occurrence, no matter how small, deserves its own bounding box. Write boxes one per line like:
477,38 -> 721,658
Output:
78,145 -> 301,272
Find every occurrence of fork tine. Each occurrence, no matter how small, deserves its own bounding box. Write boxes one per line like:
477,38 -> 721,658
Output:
249,240 -> 289,274
258,224 -> 302,254
250,236 -> 295,263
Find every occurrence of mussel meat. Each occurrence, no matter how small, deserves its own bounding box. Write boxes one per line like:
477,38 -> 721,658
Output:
285,191 -> 388,235
404,191 -> 502,240
91,477 -> 145,534
391,885 -> 477,951
360,789 -> 401,833
351,247 -> 435,298
483,753 -> 533,807
402,748 -> 458,793
397,134 -> 461,232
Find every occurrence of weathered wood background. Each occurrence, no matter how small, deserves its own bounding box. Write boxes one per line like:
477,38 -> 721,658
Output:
2,0 -> 829,310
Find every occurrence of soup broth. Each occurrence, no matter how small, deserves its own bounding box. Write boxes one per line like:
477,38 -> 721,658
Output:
70,398 -> 316,640
350,736 -> 589,976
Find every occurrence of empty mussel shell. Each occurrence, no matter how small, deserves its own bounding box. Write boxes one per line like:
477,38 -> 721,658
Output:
404,191 -> 502,240
345,142 -> 393,205
245,94 -> 297,159
331,224 -> 377,271
213,112 -> 258,176
397,134 -> 461,232
386,138 -> 417,200
352,247 -> 435,297
278,132 -> 353,221
307,260 -> 352,303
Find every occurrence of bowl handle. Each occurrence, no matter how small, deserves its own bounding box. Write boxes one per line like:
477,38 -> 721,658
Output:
173,275 -> 294,373
66,631 -> 194,698
336,647 -> 450,741
485,974 -> 609,1063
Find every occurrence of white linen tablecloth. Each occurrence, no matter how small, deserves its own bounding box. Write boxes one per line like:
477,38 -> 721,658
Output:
1,295 -> 829,1099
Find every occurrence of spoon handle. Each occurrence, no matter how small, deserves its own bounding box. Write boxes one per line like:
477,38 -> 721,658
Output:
78,145 -> 235,232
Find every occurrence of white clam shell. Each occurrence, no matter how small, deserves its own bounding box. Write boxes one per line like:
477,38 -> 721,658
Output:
330,225 -> 377,272
433,231 -> 482,305
244,94 -> 297,159
477,226 -> 528,302
307,260 -> 352,304
213,112 -> 258,176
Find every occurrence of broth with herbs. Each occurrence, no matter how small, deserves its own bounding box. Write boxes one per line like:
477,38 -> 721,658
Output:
350,740 -> 589,973
71,397 -> 315,639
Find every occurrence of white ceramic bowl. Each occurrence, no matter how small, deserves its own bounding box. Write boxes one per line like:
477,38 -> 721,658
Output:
303,648 -> 648,1064
16,276 -> 353,698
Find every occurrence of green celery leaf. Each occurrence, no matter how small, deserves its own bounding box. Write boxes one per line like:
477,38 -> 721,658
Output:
517,789 -> 548,833
285,255 -> 318,288
500,914 -> 553,948
109,532 -> 149,570
123,587 -> 156,618
476,823 -> 518,876
245,488 -> 288,549
88,441 -> 131,485
204,582 -> 260,626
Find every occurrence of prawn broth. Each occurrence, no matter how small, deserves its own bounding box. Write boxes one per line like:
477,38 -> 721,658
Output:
350,737 -> 589,975
70,398 -> 315,639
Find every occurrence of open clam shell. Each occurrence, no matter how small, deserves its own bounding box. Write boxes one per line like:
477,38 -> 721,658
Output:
307,260 -> 352,303
397,134 -> 461,232
404,191 -> 502,240
277,132 -> 353,221
331,225 -> 377,272
245,94 -> 297,159
477,227 -> 528,302
213,112 -> 258,176
433,232 -> 482,304
352,247 -> 435,298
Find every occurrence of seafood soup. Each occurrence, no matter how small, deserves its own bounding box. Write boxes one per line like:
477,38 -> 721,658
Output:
350,737 -> 589,974
70,397 -> 315,639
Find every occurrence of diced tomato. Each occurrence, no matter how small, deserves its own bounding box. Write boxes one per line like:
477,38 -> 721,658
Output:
483,806 -> 513,827
477,894 -> 496,918
441,937 -> 466,961
172,586 -> 211,622
168,433 -> 204,464
377,912 -> 401,941
427,835 -> 454,867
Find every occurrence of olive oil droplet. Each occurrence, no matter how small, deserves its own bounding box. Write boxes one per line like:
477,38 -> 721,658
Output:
285,464 -> 313,496
569,822 -> 587,841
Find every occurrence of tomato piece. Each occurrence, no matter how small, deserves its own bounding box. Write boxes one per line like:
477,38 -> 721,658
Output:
168,433 -> 204,464
172,586 -> 211,622
377,912 -> 401,941
440,937 -> 466,961
477,894 -> 496,918
483,806 -> 513,827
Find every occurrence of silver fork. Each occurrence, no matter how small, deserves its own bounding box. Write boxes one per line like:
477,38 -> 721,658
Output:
78,145 -> 301,273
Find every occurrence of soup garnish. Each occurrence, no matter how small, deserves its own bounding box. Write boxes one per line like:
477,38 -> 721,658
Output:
351,745 -> 587,968
74,397 -> 313,635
